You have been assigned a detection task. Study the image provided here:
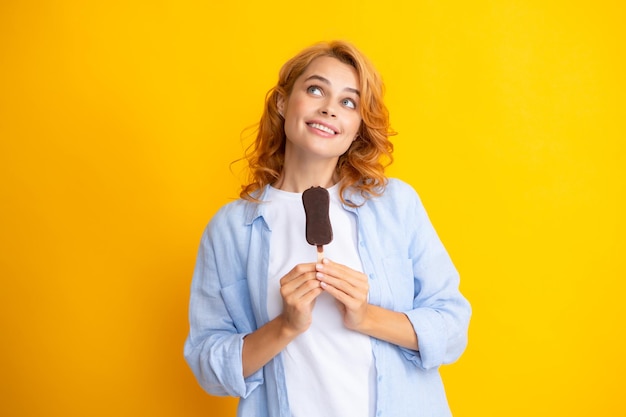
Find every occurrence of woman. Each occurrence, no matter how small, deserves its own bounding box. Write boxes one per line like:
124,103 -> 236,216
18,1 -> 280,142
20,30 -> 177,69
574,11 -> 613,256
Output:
184,40 -> 471,417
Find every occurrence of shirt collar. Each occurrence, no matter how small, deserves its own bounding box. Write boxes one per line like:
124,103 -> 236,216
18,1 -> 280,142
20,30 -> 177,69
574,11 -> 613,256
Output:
243,185 -> 271,225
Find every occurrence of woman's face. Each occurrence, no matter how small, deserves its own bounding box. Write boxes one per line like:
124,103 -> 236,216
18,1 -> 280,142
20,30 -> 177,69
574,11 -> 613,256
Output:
278,56 -> 362,164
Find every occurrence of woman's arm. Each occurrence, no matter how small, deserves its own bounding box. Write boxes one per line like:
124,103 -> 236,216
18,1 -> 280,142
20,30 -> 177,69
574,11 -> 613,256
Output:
319,180 -> 470,369
241,316 -> 296,378
315,258 -> 419,350
355,305 -> 419,351
243,263 -> 323,377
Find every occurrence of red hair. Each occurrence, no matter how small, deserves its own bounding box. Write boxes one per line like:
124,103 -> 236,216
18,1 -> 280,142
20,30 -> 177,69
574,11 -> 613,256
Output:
240,40 -> 395,206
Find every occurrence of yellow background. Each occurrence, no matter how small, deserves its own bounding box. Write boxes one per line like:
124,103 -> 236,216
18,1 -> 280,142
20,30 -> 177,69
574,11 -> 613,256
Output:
1,1 -> 624,416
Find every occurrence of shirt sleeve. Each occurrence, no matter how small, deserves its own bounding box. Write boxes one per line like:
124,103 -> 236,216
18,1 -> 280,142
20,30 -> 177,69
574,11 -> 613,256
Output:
398,186 -> 472,370
183,217 -> 263,398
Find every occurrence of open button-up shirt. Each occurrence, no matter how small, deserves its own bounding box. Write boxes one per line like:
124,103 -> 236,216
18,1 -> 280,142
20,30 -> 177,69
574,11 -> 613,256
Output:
184,178 -> 471,417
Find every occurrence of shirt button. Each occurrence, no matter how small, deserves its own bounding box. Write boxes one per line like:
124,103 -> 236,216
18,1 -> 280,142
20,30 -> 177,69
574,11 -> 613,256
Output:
377,411 -> 382,416
369,273 -> 375,280
359,240 -> 365,247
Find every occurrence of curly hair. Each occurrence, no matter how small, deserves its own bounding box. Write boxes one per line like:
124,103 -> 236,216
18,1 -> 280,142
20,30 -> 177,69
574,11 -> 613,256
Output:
240,40 -> 395,206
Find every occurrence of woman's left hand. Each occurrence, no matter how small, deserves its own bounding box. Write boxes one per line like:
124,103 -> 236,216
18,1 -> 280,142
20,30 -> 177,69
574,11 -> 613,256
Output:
316,258 -> 420,350
315,258 -> 370,330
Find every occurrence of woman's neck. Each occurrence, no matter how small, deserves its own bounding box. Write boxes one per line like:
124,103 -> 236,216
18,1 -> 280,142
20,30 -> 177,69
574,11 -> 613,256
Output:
273,161 -> 338,193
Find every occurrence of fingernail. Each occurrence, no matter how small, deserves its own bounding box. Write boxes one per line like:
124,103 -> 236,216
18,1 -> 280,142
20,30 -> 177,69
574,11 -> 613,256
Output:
316,272 -> 324,280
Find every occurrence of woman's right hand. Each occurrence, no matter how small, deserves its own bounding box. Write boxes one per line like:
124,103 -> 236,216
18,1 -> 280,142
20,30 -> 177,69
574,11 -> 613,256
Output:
279,263 -> 323,336
242,263 -> 322,377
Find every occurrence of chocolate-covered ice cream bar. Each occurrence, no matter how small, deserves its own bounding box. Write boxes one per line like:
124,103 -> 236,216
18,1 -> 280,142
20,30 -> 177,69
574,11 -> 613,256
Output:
302,186 -> 333,260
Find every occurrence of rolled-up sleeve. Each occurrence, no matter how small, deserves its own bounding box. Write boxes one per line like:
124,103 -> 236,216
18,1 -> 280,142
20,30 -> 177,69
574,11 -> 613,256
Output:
398,185 -> 471,370
183,215 -> 263,398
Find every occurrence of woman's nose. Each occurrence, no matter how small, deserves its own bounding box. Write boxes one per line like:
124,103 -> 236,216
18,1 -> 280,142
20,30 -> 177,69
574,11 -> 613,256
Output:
320,107 -> 337,118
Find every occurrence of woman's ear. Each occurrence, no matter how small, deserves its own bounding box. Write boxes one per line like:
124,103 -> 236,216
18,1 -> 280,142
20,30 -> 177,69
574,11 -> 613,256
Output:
276,94 -> 285,117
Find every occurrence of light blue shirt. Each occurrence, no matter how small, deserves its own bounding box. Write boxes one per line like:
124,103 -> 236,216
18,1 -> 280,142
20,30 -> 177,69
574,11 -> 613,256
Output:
184,178 -> 471,417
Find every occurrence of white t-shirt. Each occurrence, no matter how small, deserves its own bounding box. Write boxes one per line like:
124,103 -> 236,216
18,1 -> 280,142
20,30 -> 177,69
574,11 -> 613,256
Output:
264,184 -> 376,417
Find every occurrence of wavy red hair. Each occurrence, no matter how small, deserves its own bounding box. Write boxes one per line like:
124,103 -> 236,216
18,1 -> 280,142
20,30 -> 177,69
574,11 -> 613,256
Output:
240,40 -> 395,206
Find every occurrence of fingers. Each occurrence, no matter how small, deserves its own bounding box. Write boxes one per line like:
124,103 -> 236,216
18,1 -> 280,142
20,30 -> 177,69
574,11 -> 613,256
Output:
280,263 -> 316,286
315,259 -> 370,330
279,263 -> 323,334
315,259 -> 368,299
279,264 -> 323,306
281,276 -> 323,304
280,263 -> 320,299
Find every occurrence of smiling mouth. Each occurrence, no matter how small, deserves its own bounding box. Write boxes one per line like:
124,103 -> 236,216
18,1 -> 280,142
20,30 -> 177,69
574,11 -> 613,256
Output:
307,122 -> 337,135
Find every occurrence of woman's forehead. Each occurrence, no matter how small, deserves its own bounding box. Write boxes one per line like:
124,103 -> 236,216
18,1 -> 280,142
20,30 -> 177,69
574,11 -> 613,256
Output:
297,56 -> 360,90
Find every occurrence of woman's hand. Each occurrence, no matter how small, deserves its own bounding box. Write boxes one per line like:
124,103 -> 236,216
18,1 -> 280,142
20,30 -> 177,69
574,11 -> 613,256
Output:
242,263 -> 322,378
279,263 -> 324,336
315,258 -> 419,350
315,258 -> 370,330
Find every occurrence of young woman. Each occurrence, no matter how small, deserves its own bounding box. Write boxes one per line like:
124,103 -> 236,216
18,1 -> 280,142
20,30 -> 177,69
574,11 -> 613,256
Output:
184,40 -> 471,417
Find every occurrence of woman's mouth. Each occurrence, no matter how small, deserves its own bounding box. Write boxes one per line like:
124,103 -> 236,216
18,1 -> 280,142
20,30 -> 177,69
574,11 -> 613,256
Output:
307,122 -> 337,135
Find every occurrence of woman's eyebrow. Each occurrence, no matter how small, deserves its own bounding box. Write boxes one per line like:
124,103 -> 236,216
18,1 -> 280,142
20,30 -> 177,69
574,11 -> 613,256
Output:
304,74 -> 360,96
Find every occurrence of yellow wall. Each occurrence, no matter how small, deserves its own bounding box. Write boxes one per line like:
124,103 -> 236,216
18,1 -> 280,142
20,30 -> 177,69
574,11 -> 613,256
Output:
1,1 -> 624,416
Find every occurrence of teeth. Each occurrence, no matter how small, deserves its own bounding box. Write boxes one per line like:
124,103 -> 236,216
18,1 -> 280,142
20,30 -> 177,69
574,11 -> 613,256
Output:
308,123 -> 335,134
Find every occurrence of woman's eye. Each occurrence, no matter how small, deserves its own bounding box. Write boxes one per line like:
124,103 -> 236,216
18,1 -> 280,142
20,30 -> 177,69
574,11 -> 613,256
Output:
307,86 -> 323,96
342,98 -> 356,109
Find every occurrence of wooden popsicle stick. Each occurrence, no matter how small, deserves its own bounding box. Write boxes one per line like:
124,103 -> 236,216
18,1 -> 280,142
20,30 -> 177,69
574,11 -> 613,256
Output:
317,245 -> 324,263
